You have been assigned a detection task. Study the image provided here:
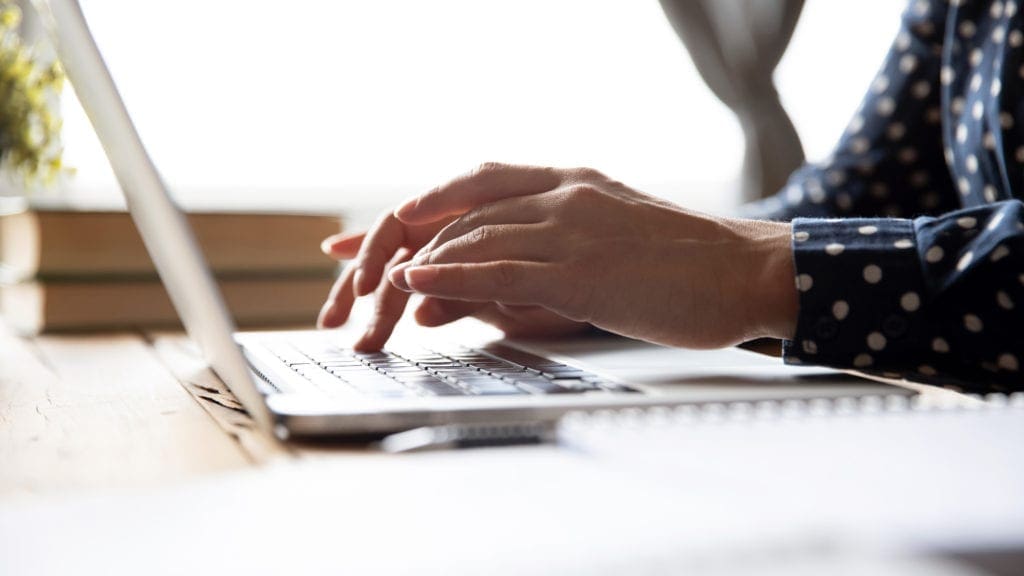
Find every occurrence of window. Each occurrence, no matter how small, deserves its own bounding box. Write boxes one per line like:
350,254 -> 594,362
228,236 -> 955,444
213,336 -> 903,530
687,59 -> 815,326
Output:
62,1 -> 902,214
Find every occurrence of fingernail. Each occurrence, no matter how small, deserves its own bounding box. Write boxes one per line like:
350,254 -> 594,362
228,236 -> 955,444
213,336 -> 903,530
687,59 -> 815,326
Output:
405,266 -> 440,289
388,263 -> 412,291
320,238 -> 334,255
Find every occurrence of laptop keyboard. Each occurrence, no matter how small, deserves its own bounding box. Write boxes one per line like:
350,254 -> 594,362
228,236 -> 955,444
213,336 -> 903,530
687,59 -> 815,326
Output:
264,341 -> 640,399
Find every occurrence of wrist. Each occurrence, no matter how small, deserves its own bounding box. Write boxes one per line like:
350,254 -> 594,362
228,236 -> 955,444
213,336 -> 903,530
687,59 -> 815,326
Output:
736,219 -> 799,340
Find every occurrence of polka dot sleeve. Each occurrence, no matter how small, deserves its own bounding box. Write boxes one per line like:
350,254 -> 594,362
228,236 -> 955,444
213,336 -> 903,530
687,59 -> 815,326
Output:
785,201 -> 1024,392
742,0 -> 960,222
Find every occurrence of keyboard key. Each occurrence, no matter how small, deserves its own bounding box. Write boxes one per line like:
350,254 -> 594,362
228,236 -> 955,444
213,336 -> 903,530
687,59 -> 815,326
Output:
416,380 -> 468,396
514,377 -> 576,395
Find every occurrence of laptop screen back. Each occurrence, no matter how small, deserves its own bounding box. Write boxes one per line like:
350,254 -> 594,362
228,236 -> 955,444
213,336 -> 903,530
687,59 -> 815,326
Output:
33,0 -> 273,432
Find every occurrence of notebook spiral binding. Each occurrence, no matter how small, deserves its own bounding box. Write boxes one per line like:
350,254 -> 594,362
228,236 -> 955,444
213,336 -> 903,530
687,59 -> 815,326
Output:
560,391 -> 1024,429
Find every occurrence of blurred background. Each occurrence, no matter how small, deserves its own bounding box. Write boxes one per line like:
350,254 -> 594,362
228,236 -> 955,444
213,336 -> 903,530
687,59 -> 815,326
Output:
61,0 -> 903,220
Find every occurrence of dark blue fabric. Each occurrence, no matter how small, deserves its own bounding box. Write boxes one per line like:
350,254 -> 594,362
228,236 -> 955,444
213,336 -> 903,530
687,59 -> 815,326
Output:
744,0 -> 1024,391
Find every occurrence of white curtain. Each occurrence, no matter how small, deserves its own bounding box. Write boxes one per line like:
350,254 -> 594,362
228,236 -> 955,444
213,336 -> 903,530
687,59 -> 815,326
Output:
659,0 -> 806,202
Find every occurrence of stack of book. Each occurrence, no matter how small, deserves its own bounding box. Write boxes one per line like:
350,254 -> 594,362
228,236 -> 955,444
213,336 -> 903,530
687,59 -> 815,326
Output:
0,197 -> 343,334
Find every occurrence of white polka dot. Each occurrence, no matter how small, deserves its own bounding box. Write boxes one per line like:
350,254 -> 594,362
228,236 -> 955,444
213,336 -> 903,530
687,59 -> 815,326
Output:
858,225 -> 878,235
926,107 -> 942,124
826,170 -> 847,187
957,251 -> 974,271
899,54 -> 918,74
876,96 -> 896,116
970,48 -> 984,67
853,354 -> 874,368
952,96 -> 966,115
992,78 -> 1003,96
991,1 -> 1004,18
993,26 -> 1006,43
872,75 -> 890,94
984,131 -> 997,150
900,292 -> 921,312
942,66 -> 955,85
972,101 -> 985,120
958,177 -> 971,196
964,314 -> 984,333
997,290 -> 1015,309
848,114 -> 865,133
863,265 -> 882,284
984,185 -> 998,202
794,231 -> 810,242
957,216 -> 977,229
1010,29 -> 1023,47
925,245 -> 945,263
802,340 -> 818,354
932,338 -> 950,353
1001,112 -> 1015,129
998,353 -> 1019,371
918,365 -> 938,376
893,239 -> 914,249
825,243 -> 845,256
886,123 -> 907,140
867,332 -> 887,351
956,123 -> 969,143
796,274 -> 814,292
849,137 -> 870,154
910,171 -> 929,188
911,80 -> 931,99
898,147 -> 918,164
959,20 -> 977,38
988,212 -> 1006,230
970,73 -> 983,92
991,244 -> 1010,261
832,300 -> 849,321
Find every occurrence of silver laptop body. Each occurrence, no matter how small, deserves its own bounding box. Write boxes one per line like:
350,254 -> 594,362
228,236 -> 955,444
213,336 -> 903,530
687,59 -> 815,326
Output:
37,0 -> 888,439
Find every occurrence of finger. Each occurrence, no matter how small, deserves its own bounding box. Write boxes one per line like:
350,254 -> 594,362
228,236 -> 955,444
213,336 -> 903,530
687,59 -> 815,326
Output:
411,194 -> 552,259
352,212 -> 408,297
320,231 -> 366,259
414,223 -> 554,267
404,262 -> 557,306
317,262 -> 358,328
394,163 -> 561,224
353,249 -> 414,351
413,297 -> 488,327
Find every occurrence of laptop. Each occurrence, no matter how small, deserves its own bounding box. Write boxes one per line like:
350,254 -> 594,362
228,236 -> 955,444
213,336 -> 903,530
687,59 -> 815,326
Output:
36,0 -> 900,439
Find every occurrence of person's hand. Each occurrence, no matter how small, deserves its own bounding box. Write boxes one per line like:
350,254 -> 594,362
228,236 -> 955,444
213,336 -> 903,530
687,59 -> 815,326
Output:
385,163 -> 798,349
317,169 -> 590,351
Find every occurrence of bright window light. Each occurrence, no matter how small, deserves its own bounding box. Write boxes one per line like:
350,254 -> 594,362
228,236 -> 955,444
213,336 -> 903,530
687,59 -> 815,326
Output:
61,1 -> 902,212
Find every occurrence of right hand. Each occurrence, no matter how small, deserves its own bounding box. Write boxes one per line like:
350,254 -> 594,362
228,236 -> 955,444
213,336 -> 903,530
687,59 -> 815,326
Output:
317,172 -> 590,351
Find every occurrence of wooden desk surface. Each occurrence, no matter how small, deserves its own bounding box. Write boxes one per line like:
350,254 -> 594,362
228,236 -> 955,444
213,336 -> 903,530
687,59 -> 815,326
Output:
1,326 -> 267,498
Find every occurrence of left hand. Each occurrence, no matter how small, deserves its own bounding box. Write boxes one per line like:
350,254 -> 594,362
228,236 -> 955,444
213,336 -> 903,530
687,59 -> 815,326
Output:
388,163 -> 798,349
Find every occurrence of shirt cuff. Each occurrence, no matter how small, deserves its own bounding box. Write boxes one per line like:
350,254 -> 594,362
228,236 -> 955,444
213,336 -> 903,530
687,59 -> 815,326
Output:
782,217 -> 929,377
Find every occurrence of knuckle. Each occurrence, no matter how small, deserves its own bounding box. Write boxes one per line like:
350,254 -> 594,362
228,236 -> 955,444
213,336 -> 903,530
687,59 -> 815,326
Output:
493,263 -> 518,288
467,225 -> 491,245
472,161 -> 505,178
568,166 -> 604,181
563,183 -> 602,203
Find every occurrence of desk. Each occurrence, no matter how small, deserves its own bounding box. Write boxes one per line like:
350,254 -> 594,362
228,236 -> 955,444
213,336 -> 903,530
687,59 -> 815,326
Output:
3,319 -> 1018,575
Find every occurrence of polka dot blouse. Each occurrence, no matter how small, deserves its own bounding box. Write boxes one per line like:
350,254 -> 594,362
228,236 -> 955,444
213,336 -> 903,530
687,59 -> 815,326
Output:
744,0 -> 1024,392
